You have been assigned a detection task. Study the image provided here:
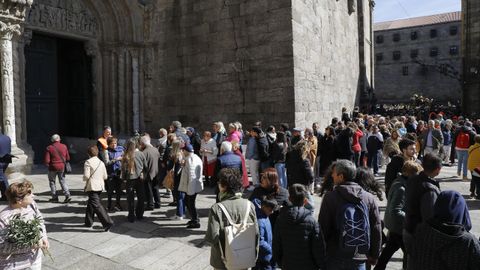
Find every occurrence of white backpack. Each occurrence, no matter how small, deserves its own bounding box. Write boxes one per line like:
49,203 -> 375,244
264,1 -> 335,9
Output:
217,201 -> 257,270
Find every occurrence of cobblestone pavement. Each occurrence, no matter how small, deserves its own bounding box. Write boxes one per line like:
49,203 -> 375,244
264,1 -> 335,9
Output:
1,164 -> 479,270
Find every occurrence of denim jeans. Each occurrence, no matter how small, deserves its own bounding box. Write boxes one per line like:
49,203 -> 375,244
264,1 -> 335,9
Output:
175,191 -> 186,217
326,258 -> 366,270
456,149 -> 469,177
274,163 -> 287,189
48,170 -> 70,198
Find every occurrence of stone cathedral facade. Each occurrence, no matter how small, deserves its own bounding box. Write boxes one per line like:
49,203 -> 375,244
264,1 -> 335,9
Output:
0,0 -> 373,169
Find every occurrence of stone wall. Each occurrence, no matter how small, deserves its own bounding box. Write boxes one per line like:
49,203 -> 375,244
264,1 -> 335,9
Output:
374,21 -> 462,104
148,0 -> 295,132
462,0 -> 480,116
292,0 -> 362,129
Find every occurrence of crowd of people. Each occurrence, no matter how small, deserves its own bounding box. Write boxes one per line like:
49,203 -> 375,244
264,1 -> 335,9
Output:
1,108 -> 480,269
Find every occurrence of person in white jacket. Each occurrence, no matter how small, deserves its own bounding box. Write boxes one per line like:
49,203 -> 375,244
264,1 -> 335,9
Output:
200,131 -> 218,186
84,145 -> 113,231
179,144 -> 204,228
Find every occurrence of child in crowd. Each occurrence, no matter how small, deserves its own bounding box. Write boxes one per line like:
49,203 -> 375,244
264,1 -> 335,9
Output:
253,197 -> 278,270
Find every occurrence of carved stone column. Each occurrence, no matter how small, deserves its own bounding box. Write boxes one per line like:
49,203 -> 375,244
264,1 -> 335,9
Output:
0,21 -> 20,145
0,0 -> 33,177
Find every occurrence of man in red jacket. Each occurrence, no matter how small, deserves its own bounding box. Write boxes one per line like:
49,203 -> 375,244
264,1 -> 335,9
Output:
44,134 -> 71,203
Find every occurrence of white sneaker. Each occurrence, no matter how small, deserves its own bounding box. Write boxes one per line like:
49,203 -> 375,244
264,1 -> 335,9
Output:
170,215 -> 184,220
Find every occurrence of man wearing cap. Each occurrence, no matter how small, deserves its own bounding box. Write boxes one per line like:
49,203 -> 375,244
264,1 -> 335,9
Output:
179,143 -> 203,228
291,128 -> 304,147
44,134 -> 71,203
140,134 -> 160,210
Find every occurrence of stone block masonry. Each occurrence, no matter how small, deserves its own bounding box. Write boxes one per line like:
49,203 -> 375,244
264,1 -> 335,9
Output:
144,0 -> 371,132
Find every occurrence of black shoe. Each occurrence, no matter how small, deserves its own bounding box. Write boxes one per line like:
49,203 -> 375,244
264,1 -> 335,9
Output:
186,222 -> 201,229
49,197 -> 59,203
103,223 -> 113,232
145,207 -> 154,211
168,202 -> 177,207
186,220 -> 194,226
84,223 -> 92,228
64,196 -> 72,203
154,204 -> 161,209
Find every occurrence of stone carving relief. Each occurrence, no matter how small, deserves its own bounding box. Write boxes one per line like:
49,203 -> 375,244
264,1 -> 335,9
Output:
26,0 -> 98,37
0,0 -> 33,22
0,21 -> 21,40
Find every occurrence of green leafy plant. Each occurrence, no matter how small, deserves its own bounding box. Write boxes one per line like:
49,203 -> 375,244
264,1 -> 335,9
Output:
6,214 -> 53,262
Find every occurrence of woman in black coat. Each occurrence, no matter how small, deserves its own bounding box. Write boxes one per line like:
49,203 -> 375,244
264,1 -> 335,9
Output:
318,126 -> 337,177
285,140 -> 314,187
249,168 -> 289,229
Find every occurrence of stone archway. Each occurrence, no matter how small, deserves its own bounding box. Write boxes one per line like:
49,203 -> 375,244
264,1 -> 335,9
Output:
1,0 -> 149,170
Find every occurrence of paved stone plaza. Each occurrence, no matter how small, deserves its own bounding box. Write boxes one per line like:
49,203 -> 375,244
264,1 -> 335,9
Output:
1,164 -> 479,270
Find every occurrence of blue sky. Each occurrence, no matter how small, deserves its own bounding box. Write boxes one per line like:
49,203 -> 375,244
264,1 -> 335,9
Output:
374,0 -> 461,22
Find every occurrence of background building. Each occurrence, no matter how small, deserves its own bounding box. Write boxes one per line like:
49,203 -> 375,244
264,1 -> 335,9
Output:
0,0 -> 373,168
374,12 -> 462,104
462,0 -> 480,117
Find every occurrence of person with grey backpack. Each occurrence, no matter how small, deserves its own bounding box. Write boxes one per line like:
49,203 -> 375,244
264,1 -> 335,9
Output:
318,160 -> 382,270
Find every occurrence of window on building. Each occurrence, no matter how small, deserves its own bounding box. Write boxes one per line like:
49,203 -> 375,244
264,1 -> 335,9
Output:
430,29 -> 437,38
393,33 -> 401,42
393,51 -> 401,60
411,31 -> 418,40
450,26 -> 458,36
376,53 -> 383,62
376,35 -> 384,44
450,45 -> 459,55
402,66 -> 409,76
430,47 -> 439,57
410,49 -> 419,59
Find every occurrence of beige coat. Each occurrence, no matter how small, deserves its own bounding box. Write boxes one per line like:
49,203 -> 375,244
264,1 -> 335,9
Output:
83,156 -> 108,192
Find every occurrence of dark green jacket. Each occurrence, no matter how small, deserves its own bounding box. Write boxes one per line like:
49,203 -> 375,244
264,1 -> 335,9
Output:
384,175 -> 407,234
205,193 -> 259,269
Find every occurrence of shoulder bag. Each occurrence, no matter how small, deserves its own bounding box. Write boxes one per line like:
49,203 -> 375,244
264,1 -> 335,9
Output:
52,144 -> 72,174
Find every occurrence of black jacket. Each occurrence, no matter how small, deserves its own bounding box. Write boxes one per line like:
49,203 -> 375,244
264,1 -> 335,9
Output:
256,133 -> 270,162
319,136 -> 337,175
404,172 -> 441,234
336,128 -> 354,159
285,149 -> 314,186
409,220 -> 480,270
384,155 -> 405,196
273,205 -> 326,270
271,142 -> 287,164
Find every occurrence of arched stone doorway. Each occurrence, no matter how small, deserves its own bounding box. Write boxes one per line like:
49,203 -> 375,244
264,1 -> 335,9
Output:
14,0 -> 146,163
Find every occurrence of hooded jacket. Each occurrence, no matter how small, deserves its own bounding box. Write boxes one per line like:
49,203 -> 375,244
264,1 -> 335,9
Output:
273,205 -> 326,270
404,172 -> 441,235
408,191 -> 480,270
318,182 -> 382,262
